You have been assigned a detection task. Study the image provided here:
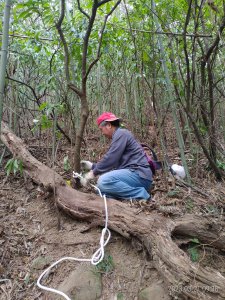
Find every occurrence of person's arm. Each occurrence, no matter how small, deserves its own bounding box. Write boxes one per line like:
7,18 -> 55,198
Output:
92,131 -> 128,175
80,169 -> 95,186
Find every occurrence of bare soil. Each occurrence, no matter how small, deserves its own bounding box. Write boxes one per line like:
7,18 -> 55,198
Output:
0,169 -> 161,300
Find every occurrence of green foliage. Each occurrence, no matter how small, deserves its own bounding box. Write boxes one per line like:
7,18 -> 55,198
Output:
197,123 -> 208,135
117,292 -> 124,300
32,102 -> 65,132
5,158 -> 23,176
190,238 -> 200,244
39,102 -> 65,116
96,253 -> 114,273
40,114 -> 52,129
63,156 -> 71,171
188,238 -> 200,262
188,247 -> 199,262
3,0 -> 225,179
216,159 -> 225,171
31,115 -> 51,132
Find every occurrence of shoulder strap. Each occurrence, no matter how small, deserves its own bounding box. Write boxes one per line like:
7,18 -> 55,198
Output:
140,143 -> 158,161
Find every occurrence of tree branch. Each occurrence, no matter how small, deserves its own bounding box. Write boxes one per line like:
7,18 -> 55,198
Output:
182,105 -> 225,179
77,0 -> 90,19
55,0 -> 70,82
107,22 -> 213,38
68,83 -> 83,98
0,32 -> 54,41
97,0 -> 113,7
81,1 -> 99,92
203,16 -> 225,65
84,58 -> 100,81
6,74 -> 40,103
84,0 -> 122,81
97,0 -> 121,58
56,0 -> 82,97
6,75 -> 72,144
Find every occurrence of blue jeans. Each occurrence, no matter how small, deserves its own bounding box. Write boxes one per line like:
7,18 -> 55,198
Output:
97,169 -> 151,200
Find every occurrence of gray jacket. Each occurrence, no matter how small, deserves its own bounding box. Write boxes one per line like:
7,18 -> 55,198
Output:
92,128 -> 152,181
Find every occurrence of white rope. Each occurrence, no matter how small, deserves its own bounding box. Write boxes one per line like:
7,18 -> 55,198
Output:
37,172 -> 111,300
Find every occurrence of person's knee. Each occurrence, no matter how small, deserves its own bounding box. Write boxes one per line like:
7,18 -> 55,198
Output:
97,174 -> 110,191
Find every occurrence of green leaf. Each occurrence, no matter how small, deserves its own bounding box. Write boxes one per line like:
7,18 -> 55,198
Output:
142,51 -> 149,62
63,156 -> 71,171
39,102 -> 48,111
5,158 -> 14,176
18,10 -> 33,19
34,44 -> 42,53
15,4 -> 27,10
40,115 -> 52,130
5,158 -> 23,176
188,246 -> 199,262
117,292 -> 124,300
190,238 -> 200,244
5,158 -> 13,169
216,159 -> 225,171
96,253 -> 114,273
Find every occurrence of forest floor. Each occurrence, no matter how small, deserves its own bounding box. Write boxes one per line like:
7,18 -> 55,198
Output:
0,133 -> 225,300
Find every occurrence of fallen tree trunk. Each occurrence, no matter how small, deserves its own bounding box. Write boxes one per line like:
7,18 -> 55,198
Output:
1,121 -> 225,299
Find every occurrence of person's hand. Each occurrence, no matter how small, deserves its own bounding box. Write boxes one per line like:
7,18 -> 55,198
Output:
80,170 -> 95,186
81,160 -> 93,171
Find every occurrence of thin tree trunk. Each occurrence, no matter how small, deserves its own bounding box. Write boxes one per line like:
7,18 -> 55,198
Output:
0,0 -> 12,133
56,0 -> 121,174
207,62 -> 217,160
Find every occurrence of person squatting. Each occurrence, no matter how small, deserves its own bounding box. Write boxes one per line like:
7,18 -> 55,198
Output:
81,112 -> 152,201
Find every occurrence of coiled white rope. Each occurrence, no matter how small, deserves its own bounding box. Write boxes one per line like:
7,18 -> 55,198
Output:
37,172 -> 111,300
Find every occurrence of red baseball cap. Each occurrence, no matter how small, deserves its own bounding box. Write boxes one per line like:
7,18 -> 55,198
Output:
97,112 -> 120,126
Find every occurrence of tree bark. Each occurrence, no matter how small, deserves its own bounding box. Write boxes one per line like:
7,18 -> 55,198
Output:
0,0 -> 12,133
1,121 -> 225,300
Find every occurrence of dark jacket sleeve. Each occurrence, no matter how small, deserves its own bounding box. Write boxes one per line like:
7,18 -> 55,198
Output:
92,130 -> 128,175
